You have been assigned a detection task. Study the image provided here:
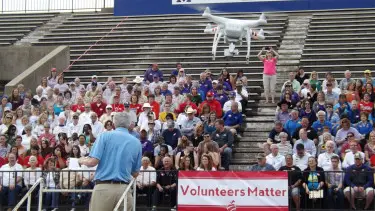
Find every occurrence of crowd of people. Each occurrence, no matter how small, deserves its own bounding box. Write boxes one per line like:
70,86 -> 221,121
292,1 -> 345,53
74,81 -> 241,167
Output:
0,62 -> 249,210
255,68 -> 375,210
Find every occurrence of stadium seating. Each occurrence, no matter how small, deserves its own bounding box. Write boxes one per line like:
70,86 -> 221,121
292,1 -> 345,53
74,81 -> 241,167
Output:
0,13 -> 57,46
301,9 -> 375,76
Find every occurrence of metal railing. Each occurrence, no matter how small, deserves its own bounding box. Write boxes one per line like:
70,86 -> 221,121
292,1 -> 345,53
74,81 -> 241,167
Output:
1,169 -> 375,210
0,0 -> 114,13
113,178 -> 136,211
12,177 -> 44,211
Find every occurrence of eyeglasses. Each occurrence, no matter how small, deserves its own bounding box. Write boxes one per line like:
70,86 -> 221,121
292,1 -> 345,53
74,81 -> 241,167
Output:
107,108 -> 112,110
326,106 -> 332,108
347,135 -> 354,138
73,117 -> 79,119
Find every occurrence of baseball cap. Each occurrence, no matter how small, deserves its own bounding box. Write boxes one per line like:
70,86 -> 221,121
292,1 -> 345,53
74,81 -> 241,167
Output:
364,69 -> 371,74
212,80 -> 219,84
51,68 -> 57,72
106,105 -> 112,109
91,75 -> 98,79
354,153 -> 362,160
124,102 -> 130,107
206,91 -> 214,97
229,92 -> 236,98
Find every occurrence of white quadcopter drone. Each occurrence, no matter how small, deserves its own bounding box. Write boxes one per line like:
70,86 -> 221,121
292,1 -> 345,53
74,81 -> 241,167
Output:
202,7 -> 268,63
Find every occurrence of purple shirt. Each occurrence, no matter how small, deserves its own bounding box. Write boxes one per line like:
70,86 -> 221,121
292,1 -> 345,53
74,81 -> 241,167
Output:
140,139 -> 153,155
276,111 -> 290,125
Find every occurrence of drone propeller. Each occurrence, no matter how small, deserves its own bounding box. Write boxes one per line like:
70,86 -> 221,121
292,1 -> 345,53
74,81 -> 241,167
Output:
184,4 -> 223,14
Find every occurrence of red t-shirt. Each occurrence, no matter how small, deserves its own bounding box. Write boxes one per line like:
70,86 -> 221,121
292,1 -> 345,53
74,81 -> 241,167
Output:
45,154 -> 66,169
359,101 -> 374,113
91,102 -> 107,117
341,142 -> 363,154
23,155 -> 45,168
149,101 -> 160,119
71,104 -> 85,113
111,104 -> 125,112
129,103 -> 142,115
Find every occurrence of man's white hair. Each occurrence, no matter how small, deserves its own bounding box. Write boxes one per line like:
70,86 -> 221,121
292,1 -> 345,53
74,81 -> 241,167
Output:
113,112 -> 131,129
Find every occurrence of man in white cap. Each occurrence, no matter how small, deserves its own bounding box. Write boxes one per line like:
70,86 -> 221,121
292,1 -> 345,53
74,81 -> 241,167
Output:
181,107 -> 201,137
86,75 -> 103,91
138,103 -> 153,130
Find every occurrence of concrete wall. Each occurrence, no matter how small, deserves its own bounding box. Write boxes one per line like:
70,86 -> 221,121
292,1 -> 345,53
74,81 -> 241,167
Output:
4,46 -> 70,95
0,46 -> 59,80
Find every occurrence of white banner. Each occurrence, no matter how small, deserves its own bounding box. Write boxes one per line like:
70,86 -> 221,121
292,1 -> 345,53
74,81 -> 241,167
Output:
178,171 -> 289,211
172,0 -> 288,5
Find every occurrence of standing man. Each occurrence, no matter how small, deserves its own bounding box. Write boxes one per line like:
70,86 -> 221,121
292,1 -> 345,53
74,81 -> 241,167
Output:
79,112 -> 142,211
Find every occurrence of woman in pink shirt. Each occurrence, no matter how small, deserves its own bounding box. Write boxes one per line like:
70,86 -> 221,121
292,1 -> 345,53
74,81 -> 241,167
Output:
258,47 -> 279,103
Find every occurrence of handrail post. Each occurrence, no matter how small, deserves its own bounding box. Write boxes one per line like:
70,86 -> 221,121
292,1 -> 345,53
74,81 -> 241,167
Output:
24,0 -> 27,13
103,0 -> 106,8
132,181 -> 136,211
27,194 -> 31,211
38,180 -> 44,211
71,0 -> 74,13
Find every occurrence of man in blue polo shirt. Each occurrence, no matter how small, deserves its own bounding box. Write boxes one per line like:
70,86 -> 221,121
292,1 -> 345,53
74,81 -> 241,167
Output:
312,110 -> 332,135
79,112 -> 142,211
223,102 -> 243,135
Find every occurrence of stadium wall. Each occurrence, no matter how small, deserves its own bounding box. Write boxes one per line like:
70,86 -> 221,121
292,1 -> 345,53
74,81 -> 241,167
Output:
114,0 -> 375,16
4,46 -> 70,96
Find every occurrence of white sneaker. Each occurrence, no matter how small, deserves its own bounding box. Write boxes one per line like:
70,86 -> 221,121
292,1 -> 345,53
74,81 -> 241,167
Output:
52,208 -> 58,211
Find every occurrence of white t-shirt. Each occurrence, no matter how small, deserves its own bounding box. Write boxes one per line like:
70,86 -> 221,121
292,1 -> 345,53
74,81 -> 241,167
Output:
342,151 -> 365,169
0,163 -> 23,186
266,154 -> 286,170
293,153 -> 311,171
137,166 -> 156,186
317,152 -> 341,171
23,167 -> 42,186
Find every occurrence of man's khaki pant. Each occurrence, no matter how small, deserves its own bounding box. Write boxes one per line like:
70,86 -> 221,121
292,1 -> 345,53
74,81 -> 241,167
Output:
90,184 -> 133,211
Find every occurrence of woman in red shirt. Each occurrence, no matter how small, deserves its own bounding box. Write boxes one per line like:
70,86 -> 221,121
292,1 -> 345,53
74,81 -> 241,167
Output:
129,94 -> 142,115
258,47 -> 279,104
71,96 -> 85,113
359,93 -> 374,114
45,146 -> 66,169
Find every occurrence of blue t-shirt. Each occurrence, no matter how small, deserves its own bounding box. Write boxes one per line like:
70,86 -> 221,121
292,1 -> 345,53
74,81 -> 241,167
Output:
223,111 -> 243,127
284,119 -> 301,137
312,120 -> 332,134
90,128 -> 142,182
53,104 -> 64,116
355,121 -> 373,136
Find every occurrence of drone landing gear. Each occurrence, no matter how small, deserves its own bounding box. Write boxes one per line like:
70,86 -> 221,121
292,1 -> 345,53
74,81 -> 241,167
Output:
224,42 -> 239,58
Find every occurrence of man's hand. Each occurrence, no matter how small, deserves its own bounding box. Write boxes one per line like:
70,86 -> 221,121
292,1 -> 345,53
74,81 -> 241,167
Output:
219,148 -> 223,153
158,186 -> 163,192
165,185 -> 170,190
358,187 -> 364,192
9,184 -> 15,191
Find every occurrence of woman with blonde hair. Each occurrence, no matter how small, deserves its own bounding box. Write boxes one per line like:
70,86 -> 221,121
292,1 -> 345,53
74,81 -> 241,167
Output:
197,154 -> 216,171
309,71 -> 322,92
175,141 -> 198,169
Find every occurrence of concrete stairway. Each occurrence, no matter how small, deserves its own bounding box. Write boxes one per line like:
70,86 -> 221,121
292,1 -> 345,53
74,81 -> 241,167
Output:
0,13 -> 57,46
300,9 -> 375,79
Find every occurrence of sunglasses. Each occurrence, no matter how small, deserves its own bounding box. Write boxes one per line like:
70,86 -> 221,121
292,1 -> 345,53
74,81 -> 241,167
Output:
6,116 -> 12,119
73,117 -> 79,119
